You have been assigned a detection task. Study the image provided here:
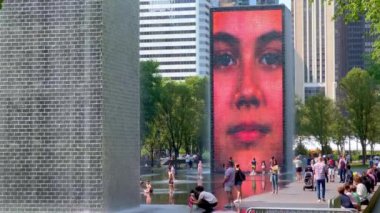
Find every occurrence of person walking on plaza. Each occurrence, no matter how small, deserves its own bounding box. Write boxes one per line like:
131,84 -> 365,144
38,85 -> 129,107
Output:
339,155 -> 347,183
328,156 -> 336,182
293,156 -> 303,182
250,157 -> 257,175
270,157 -> 279,194
234,164 -> 246,203
313,157 -> 327,202
261,160 -> 266,175
223,161 -> 235,209
197,160 -> 203,179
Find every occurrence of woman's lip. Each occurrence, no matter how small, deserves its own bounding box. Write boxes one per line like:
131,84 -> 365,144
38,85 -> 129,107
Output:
226,123 -> 271,143
231,130 -> 265,143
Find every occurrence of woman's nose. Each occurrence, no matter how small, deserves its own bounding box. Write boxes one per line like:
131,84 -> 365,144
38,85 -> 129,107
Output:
233,70 -> 264,110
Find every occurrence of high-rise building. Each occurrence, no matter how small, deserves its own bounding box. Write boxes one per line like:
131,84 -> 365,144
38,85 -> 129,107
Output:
218,0 -> 250,6
257,0 -> 279,5
139,0 -> 211,80
0,0 -> 139,211
292,0 -> 336,101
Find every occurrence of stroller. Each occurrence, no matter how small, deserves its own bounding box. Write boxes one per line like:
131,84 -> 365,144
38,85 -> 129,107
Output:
303,166 -> 314,191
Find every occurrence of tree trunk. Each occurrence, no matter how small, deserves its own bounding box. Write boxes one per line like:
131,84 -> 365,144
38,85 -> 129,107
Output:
174,148 -> 179,169
150,149 -> 154,167
361,139 -> 367,165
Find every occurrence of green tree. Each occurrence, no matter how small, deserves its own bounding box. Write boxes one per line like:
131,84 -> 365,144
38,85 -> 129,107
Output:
302,95 -> 335,154
0,0 -> 3,10
157,80 -> 204,162
141,120 -> 164,167
295,96 -> 309,152
294,141 -> 308,156
340,68 -> 377,165
319,0 -> 380,62
140,60 -> 162,143
184,76 -> 207,155
368,103 -> 380,155
330,106 -> 349,156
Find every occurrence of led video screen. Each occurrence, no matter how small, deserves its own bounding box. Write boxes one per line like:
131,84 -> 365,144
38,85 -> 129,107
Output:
211,8 -> 285,172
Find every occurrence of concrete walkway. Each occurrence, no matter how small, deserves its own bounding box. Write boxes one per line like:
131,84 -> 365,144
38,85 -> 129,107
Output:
239,179 -> 342,209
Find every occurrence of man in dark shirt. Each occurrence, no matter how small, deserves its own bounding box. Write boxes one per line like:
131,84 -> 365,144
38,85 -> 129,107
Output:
338,186 -> 354,209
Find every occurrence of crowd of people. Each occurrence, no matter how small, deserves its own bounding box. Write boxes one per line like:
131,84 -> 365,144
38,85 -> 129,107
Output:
141,152 -> 380,212
293,154 -> 380,211
218,155 -> 280,209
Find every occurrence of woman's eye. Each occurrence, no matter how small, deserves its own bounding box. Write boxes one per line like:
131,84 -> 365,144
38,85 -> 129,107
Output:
259,52 -> 282,68
213,53 -> 236,69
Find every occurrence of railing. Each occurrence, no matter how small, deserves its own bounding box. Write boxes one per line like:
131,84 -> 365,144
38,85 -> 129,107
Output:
246,207 -> 358,213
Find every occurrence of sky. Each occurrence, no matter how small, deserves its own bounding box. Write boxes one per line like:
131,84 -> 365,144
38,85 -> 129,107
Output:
279,0 -> 291,9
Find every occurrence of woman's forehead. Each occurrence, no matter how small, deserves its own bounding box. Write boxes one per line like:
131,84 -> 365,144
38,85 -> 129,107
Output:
213,10 -> 282,35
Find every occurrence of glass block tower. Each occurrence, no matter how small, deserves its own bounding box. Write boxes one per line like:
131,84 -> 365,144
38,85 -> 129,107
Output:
0,0 -> 140,211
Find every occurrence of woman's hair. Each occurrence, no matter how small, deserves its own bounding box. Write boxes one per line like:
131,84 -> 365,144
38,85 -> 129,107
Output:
354,175 -> 362,183
273,159 -> 278,165
195,185 -> 204,192
344,183 -> 351,192
337,186 -> 345,194
350,185 -> 357,192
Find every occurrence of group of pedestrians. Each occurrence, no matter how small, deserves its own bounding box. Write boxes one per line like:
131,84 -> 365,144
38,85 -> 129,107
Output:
221,156 -> 280,209
337,165 -> 380,211
302,155 -> 353,202
249,157 -> 271,176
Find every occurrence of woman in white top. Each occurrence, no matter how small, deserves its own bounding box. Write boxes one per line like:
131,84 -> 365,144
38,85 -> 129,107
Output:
353,175 -> 369,205
293,156 -> 303,182
192,185 -> 218,212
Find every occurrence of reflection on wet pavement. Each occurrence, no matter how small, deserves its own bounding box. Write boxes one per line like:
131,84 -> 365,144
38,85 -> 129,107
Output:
140,166 -> 282,210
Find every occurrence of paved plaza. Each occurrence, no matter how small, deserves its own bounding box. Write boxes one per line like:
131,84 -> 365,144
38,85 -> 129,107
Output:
123,168 -> 380,212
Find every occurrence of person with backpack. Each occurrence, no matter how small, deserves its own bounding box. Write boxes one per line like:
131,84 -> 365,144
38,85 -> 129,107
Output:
234,164 -> 246,203
339,155 -> 347,183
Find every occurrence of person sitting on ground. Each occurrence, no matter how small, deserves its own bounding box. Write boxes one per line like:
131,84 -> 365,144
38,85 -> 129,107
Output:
367,168 -> 377,188
361,171 -> 374,194
350,185 -> 361,210
192,185 -> 218,213
353,175 -> 369,205
344,183 -> 359,210
144,180 -> 153,193
338,185 -> 354,209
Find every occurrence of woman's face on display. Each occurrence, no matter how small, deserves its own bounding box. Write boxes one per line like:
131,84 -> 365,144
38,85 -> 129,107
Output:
212,9 -> 284,171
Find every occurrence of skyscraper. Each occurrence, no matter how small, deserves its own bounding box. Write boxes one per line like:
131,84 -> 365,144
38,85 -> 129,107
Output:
257,0 -> 279,5
292,0 -> 336,101
218,0 -> 250,6
139,0 -> 211,79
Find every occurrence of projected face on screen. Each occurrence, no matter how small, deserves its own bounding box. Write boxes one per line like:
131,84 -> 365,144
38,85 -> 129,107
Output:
212,9 -> 284,172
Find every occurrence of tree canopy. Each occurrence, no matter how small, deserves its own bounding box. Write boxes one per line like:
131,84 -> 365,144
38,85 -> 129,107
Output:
320,0 -> 380,62
340,68 -> 377,164
302,94 -> 335,154
140,60 -> 207,165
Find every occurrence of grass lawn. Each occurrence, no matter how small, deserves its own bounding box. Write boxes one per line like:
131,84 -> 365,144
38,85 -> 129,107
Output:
350,161 -> 371,172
